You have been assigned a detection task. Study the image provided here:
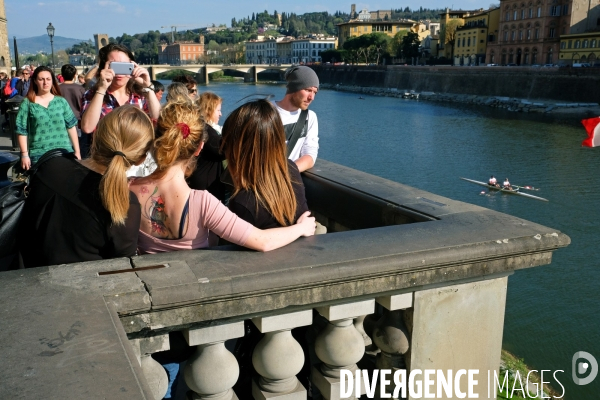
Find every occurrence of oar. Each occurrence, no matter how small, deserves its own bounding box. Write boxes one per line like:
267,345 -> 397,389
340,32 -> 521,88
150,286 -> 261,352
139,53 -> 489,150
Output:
513,184 -> 539,191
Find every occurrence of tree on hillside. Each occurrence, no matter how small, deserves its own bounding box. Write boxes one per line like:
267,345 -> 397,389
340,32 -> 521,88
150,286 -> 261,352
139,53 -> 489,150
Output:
390,30 -> 409,58
343,33 -> 391,64
441,19 -> 464,60
400,32 -> 420,60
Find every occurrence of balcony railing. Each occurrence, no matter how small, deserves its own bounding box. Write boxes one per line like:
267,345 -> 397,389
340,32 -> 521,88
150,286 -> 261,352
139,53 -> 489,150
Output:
0,159 -> 570,399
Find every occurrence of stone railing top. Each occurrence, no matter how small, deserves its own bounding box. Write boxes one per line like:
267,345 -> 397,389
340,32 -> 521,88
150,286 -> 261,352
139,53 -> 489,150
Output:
6,160 -> 567,335
0,159 -> 569,398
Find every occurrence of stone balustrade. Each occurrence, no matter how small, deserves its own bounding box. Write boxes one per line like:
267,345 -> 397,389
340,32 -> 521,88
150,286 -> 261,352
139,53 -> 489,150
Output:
0,159 -> 569,399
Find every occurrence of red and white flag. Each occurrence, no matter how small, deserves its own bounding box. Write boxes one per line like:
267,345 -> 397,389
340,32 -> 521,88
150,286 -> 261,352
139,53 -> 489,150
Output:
581,117 -> 600,147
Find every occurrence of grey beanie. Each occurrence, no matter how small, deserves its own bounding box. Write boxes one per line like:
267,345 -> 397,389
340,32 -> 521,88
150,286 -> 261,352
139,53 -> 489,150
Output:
285,66 -> 319,94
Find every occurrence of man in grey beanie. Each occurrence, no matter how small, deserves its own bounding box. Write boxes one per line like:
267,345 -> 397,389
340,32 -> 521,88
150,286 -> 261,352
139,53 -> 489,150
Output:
273,65 -> 320,172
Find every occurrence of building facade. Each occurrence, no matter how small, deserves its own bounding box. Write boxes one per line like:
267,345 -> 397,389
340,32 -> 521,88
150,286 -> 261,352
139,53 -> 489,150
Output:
158,35 -> 205,64
454,8 -> 501,65
439,9 -> 486,59
0,0 -> 11,74
485,0 -> 600,66
337,20 -> 415,49
559,31 -> 600,65
245,36 -> 336,64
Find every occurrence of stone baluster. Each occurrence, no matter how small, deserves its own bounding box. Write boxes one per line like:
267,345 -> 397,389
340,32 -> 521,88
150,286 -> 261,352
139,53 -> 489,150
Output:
373,292 -> 413,398
183,322 -> 245,400
251,310 -> 313,399
130,334 -> 170,400
312,299 -> 375,400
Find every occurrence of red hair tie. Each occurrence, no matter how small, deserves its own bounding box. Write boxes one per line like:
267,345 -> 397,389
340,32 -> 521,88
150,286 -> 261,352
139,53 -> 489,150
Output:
176,123 -> 190,139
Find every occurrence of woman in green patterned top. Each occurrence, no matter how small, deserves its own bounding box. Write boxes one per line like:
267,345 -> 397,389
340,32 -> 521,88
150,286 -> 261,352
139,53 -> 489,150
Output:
16,66 -> 81,170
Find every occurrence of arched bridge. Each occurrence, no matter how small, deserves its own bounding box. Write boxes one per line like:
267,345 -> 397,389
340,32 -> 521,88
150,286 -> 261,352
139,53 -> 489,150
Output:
146,64 -> 292,84
74,64 -> 293,84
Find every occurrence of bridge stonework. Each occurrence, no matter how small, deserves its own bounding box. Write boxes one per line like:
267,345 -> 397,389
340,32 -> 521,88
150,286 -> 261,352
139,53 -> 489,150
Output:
144,64 -> 290,84
0,0 -> 11,74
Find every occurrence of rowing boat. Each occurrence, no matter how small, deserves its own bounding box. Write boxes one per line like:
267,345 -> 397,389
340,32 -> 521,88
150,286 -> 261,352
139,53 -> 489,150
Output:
460,177 -> 549,202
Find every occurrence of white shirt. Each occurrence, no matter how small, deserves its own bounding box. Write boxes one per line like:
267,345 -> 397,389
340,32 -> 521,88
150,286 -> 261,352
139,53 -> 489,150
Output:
273,102 -> 319,163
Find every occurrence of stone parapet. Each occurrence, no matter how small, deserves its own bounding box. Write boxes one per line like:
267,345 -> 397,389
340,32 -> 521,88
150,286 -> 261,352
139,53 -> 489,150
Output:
0,159 -> 569,399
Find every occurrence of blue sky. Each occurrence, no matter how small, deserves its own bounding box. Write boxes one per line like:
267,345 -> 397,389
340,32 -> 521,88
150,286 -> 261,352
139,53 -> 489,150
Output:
6,0 -> 481,40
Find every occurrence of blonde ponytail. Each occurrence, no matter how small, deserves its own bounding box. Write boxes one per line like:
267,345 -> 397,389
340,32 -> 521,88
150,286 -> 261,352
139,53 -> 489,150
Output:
91,106 -> 154,224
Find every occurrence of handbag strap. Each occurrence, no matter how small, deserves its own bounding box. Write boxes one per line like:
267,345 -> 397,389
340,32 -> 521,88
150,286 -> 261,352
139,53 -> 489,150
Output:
26,148 -> 72,178
286,109 -> 308,158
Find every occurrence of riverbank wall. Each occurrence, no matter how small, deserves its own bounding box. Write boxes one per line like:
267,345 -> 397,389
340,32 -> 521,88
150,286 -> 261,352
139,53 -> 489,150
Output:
321,83 -> 600,122
313,65 -> 600,103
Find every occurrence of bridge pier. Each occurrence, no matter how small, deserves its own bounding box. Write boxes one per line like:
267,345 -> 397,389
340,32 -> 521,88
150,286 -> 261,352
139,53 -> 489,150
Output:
244,66 -> 257,83
147,66 -> 156,81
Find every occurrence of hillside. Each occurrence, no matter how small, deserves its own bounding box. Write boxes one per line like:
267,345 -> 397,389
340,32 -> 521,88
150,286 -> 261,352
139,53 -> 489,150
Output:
9,35 -> 91,55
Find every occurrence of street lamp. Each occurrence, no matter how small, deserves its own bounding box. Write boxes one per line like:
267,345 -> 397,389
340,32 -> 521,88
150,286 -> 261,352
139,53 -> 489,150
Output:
46,23 -> 55,70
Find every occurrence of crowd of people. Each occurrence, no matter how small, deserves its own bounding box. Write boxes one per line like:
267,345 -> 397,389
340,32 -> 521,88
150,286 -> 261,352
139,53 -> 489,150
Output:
3,44 -> 328,399
11,42 -> 322,268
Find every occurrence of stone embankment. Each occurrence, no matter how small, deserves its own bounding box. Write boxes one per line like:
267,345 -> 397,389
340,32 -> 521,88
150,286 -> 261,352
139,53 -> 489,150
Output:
322,83 -> 600,120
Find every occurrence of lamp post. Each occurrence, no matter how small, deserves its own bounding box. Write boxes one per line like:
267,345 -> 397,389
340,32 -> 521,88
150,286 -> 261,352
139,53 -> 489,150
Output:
46,23 -> 55,70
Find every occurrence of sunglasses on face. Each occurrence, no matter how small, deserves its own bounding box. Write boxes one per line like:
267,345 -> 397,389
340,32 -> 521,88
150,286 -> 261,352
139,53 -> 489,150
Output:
188,88 -> 197,94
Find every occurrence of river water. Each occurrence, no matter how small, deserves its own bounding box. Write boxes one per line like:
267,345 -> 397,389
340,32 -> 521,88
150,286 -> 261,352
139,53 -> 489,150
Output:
166,81 -> 599,398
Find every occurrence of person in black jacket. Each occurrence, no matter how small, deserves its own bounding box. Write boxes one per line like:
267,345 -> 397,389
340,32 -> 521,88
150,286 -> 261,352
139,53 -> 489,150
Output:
18,105 -> 154,268
187,92 -> 226,200
221,99 -> 309,229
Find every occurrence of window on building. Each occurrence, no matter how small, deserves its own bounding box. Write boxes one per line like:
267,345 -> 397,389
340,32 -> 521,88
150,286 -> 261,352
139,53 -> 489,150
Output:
583,39 -> 589,48
562,4 -> 568,15
521,10 -> 525,19
568,40 -> 572,48
504,31 -> 509,41
462,38 -> 466,46
527,29 -> 531,39
514,10 -> 518,20
537,7 -> 541,17
512,30 -> 516,40
457,39 -> 461,48
532,49 -> 538,64
529,8 -> 533,18
560,41 -> 565,49
575,40 -> 580,48
535,28 -> 540,39
506,11 -> 510,21
519,30 -> 523,40
549,28 -> 555,38
592,39 -> 597,47
550,6 -> 560,16
468,38 -> 471,46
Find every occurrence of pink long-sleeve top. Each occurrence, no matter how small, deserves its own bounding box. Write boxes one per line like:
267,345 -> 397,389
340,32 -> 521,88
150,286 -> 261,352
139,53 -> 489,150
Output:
137,189 -> 253,254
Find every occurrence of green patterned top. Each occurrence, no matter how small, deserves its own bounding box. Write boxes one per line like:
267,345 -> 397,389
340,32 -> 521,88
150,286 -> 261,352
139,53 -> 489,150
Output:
16,97 -> 77,162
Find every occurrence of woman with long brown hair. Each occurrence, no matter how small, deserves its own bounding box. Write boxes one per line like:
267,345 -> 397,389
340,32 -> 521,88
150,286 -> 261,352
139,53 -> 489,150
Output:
187,91 -> 226,200
15,66 -> 80,170
18,105 -> 154,268
130,101 -> 315,254
221,99 -> 309,229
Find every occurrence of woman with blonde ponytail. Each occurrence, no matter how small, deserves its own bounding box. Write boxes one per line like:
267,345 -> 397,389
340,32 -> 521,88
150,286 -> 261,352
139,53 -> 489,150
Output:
18,105 -> 154,268
130,101 -> 316,254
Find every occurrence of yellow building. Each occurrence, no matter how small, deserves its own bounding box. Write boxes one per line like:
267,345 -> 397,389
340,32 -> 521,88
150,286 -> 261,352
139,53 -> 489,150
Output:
559,32 -> 600,65
453,8 -> 501,65
337,20 -> 415,49
439,9 -> 487,59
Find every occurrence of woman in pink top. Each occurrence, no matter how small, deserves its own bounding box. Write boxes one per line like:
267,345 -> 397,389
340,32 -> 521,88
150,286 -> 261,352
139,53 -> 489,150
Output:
130,101 -> 315,254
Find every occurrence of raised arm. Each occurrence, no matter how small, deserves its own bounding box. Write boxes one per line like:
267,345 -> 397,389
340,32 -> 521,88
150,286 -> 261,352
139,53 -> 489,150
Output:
80,64 -> 114,133
132,63 -> 160,120
243,211 -> 316,252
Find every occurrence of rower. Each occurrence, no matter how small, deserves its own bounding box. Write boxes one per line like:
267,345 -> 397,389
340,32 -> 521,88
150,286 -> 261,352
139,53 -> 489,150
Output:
488,175 -> 499,187
503,178 -> 512,190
